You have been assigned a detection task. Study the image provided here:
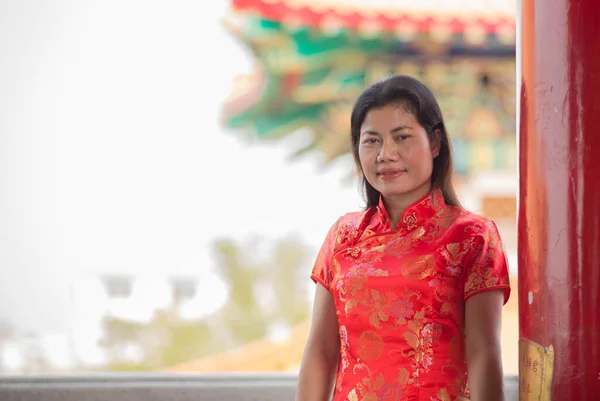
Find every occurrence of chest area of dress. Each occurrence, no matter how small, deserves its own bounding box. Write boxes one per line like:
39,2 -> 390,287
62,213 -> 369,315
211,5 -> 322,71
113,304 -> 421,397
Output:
329,226 -> 469,316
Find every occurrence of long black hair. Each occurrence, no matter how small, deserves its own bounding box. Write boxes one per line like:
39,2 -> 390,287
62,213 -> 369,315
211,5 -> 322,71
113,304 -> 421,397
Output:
350,74 -> 462,209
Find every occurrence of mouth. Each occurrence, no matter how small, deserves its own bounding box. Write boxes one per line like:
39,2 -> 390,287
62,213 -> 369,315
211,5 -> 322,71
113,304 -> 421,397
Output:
377,169 -> 406,180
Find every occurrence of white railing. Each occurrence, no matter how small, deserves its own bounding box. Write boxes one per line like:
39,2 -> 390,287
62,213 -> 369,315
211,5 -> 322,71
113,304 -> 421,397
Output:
0,373 -> 519,400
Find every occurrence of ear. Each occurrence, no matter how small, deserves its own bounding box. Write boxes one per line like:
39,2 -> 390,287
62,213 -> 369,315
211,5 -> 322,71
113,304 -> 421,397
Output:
431,129 -> 442,158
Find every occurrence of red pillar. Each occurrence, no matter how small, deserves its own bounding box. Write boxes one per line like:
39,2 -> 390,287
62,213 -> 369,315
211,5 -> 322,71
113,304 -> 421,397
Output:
518,0 -> 600,399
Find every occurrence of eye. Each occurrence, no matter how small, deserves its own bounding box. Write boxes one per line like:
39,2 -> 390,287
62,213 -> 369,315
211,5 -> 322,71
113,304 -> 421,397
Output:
396,134 -> 409,141
362,138 -> 379,144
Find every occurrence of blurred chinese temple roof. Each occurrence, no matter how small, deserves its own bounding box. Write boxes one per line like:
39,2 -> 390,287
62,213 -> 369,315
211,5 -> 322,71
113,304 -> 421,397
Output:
230,0 -> 515,36
222,0 -> 516,170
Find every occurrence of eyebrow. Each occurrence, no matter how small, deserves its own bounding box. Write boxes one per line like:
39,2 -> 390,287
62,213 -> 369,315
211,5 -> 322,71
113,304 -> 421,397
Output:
361,125 -> 413,136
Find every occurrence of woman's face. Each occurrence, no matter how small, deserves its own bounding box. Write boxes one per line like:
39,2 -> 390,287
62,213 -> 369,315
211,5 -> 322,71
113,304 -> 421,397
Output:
358,103 -> 439,201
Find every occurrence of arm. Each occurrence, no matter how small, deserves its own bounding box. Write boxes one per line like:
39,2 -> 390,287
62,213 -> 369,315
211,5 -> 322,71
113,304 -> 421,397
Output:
295,284 -> 340,401
465,290 -> 505,401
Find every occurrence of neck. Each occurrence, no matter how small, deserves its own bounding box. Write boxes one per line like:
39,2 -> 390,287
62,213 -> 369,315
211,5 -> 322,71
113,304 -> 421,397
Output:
383,183 -> 432,227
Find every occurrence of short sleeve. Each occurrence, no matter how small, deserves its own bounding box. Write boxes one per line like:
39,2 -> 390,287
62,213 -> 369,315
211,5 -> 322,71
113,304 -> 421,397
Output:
310,218 -> 340,292
461,220 -> 511,304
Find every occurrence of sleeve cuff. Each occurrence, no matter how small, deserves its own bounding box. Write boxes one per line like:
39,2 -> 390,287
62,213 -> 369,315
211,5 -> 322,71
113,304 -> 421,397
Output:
310,274 -> 331,293
464,285 -> 511,305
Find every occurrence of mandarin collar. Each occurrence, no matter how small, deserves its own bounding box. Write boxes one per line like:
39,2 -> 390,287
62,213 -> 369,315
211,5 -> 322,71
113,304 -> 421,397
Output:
376,188 -> 446,230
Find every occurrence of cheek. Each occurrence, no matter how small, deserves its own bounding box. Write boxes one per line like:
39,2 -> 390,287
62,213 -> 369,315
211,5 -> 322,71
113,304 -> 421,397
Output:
358,148 -> 374,171
407,144 -> 434,167
411,156 -> 434,173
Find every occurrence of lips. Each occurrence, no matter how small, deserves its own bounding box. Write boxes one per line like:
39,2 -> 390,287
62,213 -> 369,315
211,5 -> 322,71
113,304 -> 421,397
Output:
377,169 -> 406,179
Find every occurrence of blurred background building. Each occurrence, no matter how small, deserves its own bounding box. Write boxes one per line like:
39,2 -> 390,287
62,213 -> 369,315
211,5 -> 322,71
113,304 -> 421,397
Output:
222,0 -> 517,242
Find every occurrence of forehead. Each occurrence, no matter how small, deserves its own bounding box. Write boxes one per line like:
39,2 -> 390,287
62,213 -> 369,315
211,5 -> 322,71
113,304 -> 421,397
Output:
361,104 -> 418,131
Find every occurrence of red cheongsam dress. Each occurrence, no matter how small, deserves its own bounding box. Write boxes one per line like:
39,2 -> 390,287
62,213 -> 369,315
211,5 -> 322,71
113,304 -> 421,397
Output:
311,188 -> 511,401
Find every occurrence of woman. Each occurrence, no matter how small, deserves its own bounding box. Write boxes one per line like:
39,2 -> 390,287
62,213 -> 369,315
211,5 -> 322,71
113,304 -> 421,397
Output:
295,75 -> 510,401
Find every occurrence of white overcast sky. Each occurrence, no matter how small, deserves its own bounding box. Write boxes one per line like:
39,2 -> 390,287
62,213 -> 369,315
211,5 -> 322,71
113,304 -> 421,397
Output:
0,0 -> 362,335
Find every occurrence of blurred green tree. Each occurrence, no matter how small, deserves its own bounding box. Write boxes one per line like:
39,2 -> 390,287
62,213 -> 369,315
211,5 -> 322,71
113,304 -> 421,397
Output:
98,235 -> 312,371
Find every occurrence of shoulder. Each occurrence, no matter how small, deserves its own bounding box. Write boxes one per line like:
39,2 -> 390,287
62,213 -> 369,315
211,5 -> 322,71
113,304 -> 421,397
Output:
335,209 -> 369,230
444,207 -> 502,243
325,208 -> 372,247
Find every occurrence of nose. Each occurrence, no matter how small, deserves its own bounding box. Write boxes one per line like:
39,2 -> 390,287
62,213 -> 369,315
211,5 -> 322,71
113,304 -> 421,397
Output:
377,139 -> 400,163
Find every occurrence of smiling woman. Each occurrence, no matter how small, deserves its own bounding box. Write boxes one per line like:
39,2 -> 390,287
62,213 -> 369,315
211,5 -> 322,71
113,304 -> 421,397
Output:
358,106 -> 435,216
351,76 -> 462,221
296,75 -> 511,401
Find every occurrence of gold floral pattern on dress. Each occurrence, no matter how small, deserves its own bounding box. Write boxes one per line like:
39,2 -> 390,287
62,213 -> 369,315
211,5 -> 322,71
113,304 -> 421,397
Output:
383,226 -> 427,258
428,274 -> 462,319
439,240 -> 473,277
309,189 -> 510,401
463,220 -> 510,301
392,305 -> 442,377
402,212 -> 418,231
341,285 -> 398,329
358,330 -> 385,361
336,262 -> 396,328
438,361 -> 469,398
345,247 -> 362,259
335,325 -> 350,394
400,253 -> 437,280
349,365 -> 403,401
